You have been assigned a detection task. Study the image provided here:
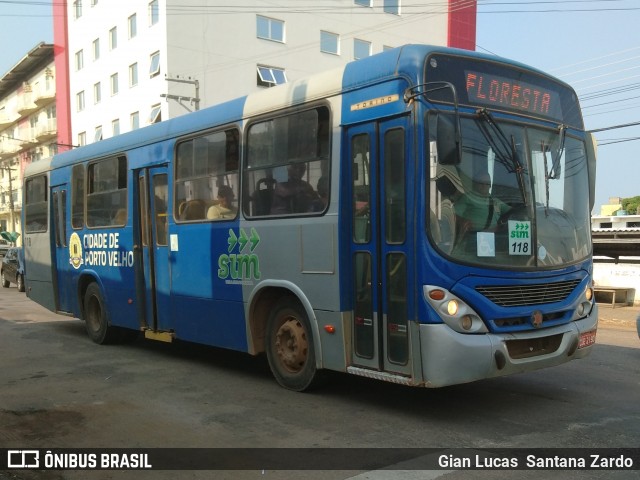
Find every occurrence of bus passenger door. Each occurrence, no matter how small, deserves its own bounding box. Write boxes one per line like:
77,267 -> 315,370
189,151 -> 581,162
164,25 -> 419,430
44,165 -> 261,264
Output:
347,117 -> 413,377
137,167 -> 171,334
51,185 -> 73,313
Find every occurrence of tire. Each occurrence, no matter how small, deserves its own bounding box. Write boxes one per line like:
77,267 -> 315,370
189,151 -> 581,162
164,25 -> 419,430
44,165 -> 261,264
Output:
265,296 -> 318,392
16,274 -> 25,292
83,283 -> 118,344
1,270 -> 9,288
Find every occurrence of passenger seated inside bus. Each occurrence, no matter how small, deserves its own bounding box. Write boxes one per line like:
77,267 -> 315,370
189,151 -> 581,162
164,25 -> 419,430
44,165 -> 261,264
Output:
207,185 -> 237,220
270,163 -> 319,214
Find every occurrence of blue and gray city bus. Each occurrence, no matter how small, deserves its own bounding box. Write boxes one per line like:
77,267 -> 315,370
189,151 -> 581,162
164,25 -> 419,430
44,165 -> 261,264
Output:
23,45 -> 598,391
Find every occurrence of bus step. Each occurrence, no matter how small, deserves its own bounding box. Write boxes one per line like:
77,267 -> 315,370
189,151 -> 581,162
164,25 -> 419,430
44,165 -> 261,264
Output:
346,366 -> 416,386
144,329 -> 174,343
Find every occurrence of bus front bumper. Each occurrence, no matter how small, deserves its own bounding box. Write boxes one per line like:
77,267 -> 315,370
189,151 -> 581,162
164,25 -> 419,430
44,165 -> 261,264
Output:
418,305 -> 598,388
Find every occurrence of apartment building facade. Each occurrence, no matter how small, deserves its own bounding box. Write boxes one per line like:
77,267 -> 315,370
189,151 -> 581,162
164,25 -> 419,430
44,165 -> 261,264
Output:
0,43 -> 57,241
55,0 -> 477,148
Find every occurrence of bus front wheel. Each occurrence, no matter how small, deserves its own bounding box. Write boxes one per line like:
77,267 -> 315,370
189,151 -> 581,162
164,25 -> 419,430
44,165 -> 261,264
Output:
84,283 -> 118,344
266,297 -> 318,392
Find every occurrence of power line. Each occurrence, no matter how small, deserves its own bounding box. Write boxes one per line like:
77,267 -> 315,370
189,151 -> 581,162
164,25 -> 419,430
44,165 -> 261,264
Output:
589,121 -> 640,133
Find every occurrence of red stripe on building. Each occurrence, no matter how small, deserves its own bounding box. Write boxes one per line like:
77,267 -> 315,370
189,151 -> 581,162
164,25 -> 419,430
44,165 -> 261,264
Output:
53,0 -> 72,151
448,0 -> 477,51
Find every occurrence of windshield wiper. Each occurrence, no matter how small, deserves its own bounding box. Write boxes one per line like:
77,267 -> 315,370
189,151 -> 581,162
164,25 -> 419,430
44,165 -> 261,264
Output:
542,124 -> 567,214
549,124 -> 566,180
476,109 -> 528,206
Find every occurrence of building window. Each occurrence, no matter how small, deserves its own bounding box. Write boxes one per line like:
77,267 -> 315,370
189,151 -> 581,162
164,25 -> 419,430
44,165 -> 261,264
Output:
149,51 -> 160,77
354,39 -> 371,59
129,63 -> 138,87
78,132 -> 86,146
73,1 -> 82,19
128,14 -> 137,39
131,111 -> 140,130
320,31 -> 339,55
110,73 -> 119,96
112,118 -> 120,136
257,66 -> 287,87
354,0 -> 371,6
149,104 -> 161,124
257,15 -> 285,43
76,91 -> 85,112
383,0 -> 400,15
75,49 -> 84,71
92,38 -> 100,61
149,0 -> 159,26
94,126 -> 103,142
93,82 -> 101,104
109,27 -> 117,50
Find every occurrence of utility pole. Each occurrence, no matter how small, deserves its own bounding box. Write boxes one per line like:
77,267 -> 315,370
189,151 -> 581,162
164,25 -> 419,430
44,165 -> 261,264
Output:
0,163 -> 16,236
162,75 -> 200,111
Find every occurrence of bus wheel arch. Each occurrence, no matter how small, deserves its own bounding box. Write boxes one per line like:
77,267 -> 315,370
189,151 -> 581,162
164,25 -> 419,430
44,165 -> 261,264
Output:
248,284 -> 323,391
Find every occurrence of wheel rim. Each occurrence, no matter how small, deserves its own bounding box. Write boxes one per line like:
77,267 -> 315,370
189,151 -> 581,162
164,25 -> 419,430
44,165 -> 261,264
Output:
274,315 -> 309,374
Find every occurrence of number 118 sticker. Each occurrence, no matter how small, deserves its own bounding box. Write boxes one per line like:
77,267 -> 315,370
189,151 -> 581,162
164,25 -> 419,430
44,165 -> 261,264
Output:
508,220 -> 531,255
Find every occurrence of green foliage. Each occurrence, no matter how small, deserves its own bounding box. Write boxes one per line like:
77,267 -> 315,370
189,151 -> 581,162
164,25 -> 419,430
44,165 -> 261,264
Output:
622,196 -> 640,215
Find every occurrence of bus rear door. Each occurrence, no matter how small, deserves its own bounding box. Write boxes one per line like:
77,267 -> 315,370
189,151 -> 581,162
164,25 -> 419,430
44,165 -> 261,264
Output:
51,184 -> 74,313
136,167 -> 172,338
347,117 -> 413,377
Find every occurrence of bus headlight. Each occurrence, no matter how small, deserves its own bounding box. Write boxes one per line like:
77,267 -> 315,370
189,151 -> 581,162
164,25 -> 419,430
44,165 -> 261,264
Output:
424,285 -> 488,334
447,299 -> 459,316
572,284 -> 595,321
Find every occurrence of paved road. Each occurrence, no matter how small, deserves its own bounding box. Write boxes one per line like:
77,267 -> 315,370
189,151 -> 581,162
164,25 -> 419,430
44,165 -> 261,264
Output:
0,286 -> 638,480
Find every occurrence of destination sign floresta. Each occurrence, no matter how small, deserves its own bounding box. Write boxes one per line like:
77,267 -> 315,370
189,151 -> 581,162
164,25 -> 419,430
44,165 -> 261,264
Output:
465,70 -> 562,119
424,54 -> 582,127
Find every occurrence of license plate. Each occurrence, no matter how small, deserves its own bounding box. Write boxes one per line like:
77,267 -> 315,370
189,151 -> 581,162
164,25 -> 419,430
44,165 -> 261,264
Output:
578,330 -> 597,349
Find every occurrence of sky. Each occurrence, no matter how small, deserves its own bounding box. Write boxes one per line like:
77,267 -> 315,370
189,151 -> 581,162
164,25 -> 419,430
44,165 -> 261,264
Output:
1,0 -> 638,214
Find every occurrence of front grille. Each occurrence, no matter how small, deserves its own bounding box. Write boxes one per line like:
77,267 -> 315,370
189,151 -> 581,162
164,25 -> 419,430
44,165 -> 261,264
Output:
477,279 -> 581,307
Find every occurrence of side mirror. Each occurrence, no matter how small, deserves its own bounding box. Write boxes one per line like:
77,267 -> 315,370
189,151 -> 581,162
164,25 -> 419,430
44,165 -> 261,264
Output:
436,114 -> 461,166
585,132 -> 597,212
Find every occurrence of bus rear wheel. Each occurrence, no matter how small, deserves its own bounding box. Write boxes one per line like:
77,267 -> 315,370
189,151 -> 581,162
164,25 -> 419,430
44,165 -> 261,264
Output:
266,297 -> 318,392
84,283 -> 118,344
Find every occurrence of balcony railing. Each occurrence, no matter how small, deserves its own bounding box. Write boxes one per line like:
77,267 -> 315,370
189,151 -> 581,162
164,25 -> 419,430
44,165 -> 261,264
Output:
17,92 -> 38,117
36,118 -> 57,141
34,84 -> 56,106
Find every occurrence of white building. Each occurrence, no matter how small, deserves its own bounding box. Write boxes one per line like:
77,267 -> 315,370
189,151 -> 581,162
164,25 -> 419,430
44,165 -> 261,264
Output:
56,0 -> 477,148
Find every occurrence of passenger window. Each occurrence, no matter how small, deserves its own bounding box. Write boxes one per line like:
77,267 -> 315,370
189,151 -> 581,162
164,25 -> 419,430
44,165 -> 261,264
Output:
25,175 -> 48,233
174,128 -> 239,222
86,155 -> 127,228
71,164 -> 85,229
244,106 -> 330,217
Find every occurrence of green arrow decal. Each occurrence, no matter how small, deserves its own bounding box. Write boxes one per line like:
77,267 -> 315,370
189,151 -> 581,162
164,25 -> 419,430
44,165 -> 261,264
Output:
238,228 -> 249,252
228,229 -> 238,253
250,228 -> 260,252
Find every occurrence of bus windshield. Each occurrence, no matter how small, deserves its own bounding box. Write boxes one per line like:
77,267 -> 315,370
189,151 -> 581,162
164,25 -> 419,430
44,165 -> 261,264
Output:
428,112 -> 592,268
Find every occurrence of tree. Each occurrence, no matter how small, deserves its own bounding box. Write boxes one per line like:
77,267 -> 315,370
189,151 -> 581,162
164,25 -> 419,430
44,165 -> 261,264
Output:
622,196 -> 640,215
